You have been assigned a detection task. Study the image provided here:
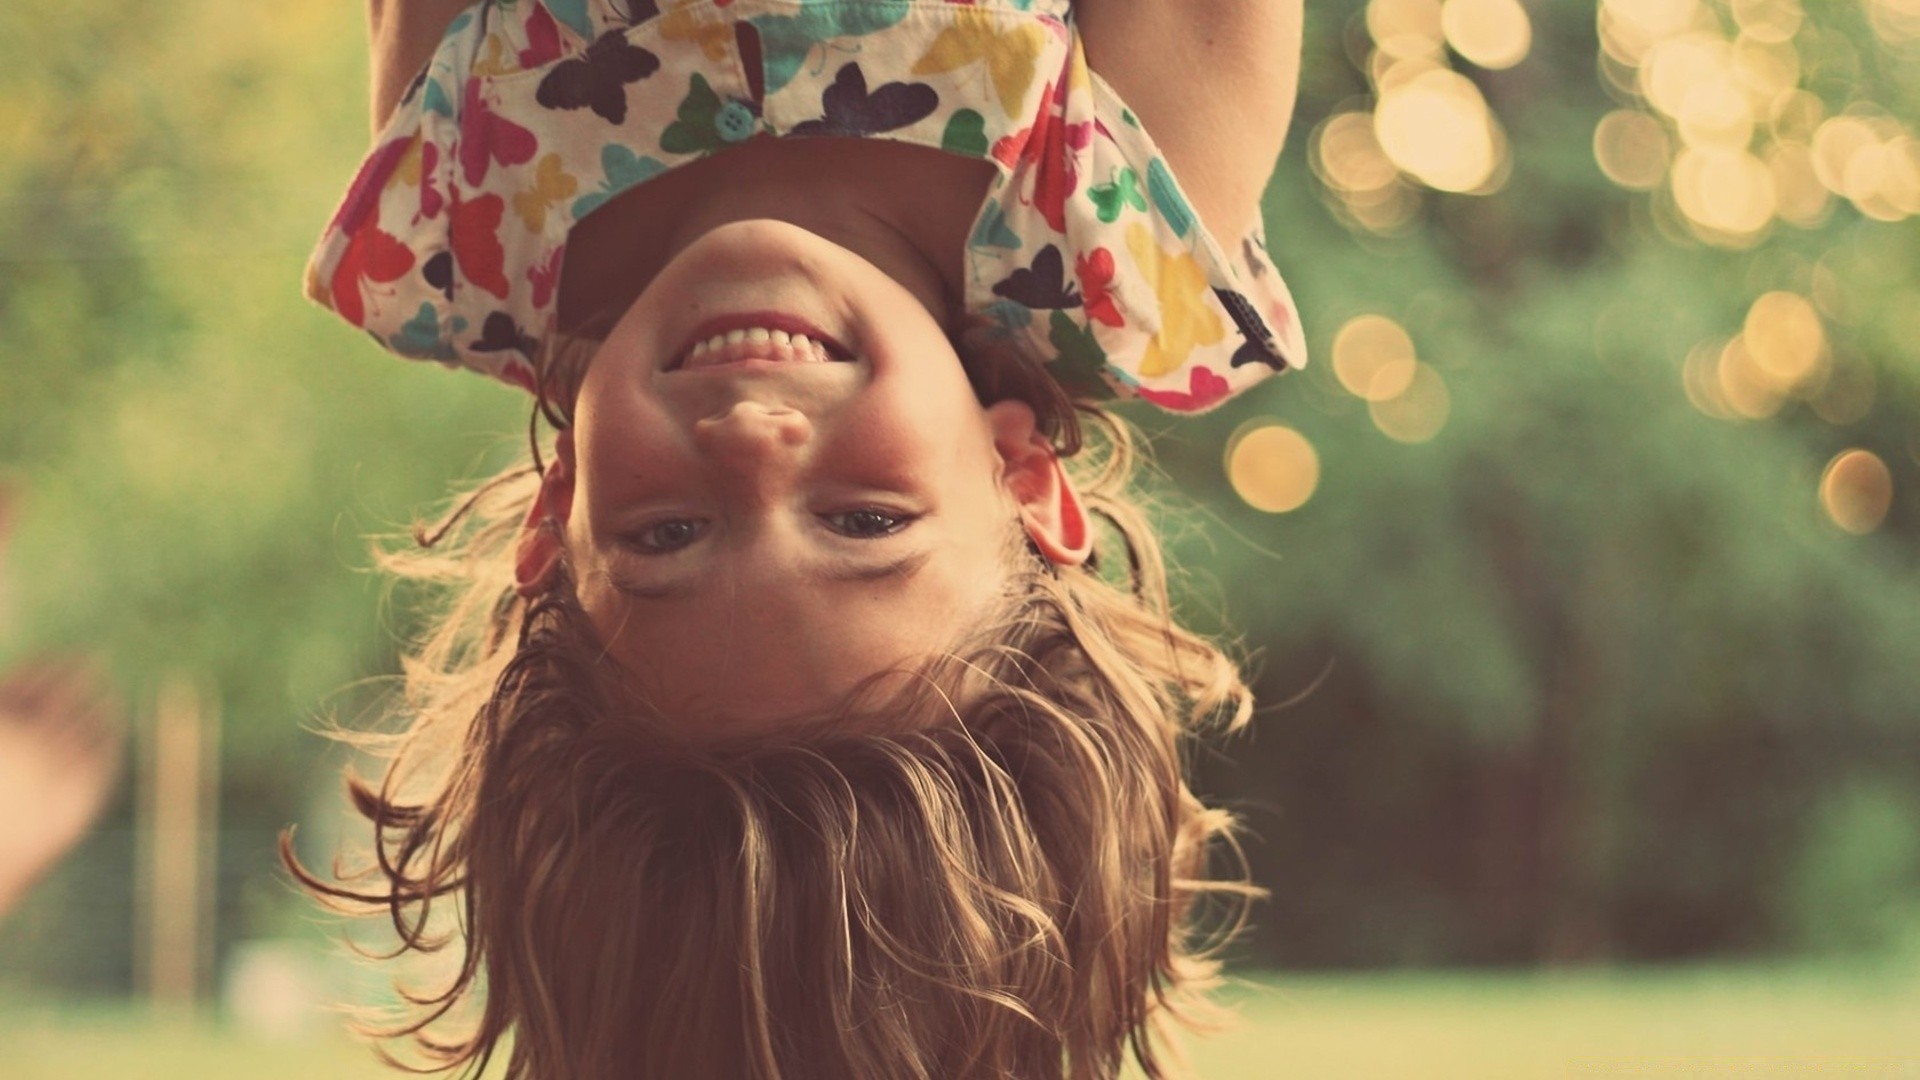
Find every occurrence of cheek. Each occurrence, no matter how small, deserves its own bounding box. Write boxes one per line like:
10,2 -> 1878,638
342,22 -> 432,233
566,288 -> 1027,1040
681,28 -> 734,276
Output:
572,385 -> 685,506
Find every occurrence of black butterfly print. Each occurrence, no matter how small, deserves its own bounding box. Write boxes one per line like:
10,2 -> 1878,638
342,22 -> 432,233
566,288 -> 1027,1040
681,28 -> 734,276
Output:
472,311 -> 539,358
788,63 -> 938,138
422,251 -> 455,301
992,245 -> 1081,311
1216,287 -> 1290,371
536,31 -> 661,125
621,0 -> 661,23
401,67 -> 429,109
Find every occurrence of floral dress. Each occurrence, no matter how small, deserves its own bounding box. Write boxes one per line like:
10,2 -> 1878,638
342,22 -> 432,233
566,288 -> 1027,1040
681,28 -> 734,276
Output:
305,0 -> 1308,413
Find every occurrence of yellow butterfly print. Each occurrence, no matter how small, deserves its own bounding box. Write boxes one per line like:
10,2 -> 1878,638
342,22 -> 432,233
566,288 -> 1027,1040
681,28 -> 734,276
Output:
1125,222 -> 1223,378
514,153 -> 580,233
473,32 -> 519,77
390,133 -> 425,192
910,7 -> 1047,119
661,0 -> 735,62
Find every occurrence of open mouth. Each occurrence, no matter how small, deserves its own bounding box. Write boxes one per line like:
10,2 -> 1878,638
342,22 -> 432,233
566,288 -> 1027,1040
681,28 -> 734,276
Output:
666,312 -> 857,371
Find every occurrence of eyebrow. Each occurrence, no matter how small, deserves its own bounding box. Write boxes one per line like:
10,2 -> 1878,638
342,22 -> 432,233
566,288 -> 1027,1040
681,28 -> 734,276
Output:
609,550 -> 933,602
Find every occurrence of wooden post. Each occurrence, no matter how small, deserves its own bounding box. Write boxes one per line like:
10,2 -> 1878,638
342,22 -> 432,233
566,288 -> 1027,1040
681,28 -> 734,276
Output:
144,676 -> 217,1015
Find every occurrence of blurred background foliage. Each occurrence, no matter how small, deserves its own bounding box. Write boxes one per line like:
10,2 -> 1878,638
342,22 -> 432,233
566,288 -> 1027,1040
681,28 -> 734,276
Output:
0,0 -> 1915,1029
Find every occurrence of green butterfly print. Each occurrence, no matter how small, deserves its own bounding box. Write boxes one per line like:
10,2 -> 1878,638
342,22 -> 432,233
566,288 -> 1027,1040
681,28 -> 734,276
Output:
748,0 -> 912,96
941,109 -> 988,158
969,199 -> 1021,250
1046,310 -> 1115,400
1087,167 -> 1146,224
572,144 -> 667,218
660,74 -> 759,155
391,303 -> 469,361
1146,157 -> 1195,238
544,0 -> 594,39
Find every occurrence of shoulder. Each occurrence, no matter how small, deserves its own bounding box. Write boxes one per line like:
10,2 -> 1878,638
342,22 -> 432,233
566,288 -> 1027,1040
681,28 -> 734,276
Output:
1071,0 -> 1304,243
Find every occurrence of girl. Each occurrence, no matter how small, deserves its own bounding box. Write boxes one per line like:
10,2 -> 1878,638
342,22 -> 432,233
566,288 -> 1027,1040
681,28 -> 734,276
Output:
290,0 -> 1307,1076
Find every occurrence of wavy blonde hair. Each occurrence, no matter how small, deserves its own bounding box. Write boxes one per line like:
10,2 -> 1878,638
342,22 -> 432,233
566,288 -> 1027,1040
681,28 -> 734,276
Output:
286,372 -> 1262,1079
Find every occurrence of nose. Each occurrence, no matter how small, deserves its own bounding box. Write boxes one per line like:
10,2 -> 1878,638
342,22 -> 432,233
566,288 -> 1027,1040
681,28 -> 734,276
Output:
692,401 -> 813,483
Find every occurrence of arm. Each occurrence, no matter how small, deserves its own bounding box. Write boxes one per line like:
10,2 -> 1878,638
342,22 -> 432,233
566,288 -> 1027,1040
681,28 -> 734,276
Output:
368,0 -> 479,136
1072,0 -> 1305,245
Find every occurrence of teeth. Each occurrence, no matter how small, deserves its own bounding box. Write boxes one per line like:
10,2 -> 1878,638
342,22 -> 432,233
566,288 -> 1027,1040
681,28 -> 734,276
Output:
678,326 -> 847,367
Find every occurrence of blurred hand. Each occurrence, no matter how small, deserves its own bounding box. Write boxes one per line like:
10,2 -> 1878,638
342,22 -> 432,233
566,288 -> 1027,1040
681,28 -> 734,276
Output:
0,660 -> 124,918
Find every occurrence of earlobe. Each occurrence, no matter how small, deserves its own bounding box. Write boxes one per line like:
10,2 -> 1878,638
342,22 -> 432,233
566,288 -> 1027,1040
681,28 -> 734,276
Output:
515,431 -> 575,597
987,401 -> 1092,568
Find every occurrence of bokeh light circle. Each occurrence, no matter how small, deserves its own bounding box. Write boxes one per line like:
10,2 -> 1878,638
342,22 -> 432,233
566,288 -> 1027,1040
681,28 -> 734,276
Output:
1595,109 -> 1673,189
1742,291 -> 1826,387
1333,315 -> 1421,401
1374,68 -> 1502,192
1226,424 -> 1322,513
1819,449 -> 1894,534
1368,363 -> 1453,443
1441,0 -> 1533,69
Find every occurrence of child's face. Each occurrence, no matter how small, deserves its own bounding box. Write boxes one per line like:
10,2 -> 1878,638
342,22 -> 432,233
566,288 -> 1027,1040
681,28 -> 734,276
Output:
560,219 -> 1036,734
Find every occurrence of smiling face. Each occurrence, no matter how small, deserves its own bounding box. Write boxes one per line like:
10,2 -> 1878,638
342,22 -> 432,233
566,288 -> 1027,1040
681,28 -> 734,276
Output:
539,218 -> 1077,736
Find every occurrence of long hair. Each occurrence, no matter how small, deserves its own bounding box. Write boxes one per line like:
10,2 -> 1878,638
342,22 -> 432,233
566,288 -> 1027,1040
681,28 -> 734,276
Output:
284,400 -> 1262,1080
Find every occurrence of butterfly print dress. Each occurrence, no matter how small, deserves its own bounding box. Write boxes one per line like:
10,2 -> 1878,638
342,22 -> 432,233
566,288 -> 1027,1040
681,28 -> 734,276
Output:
305,0 -> 1309,414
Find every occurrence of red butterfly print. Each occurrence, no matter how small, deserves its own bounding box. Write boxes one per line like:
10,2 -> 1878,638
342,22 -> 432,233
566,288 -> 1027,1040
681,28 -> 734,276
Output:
327,136 -> 412,237
991,76 -> 1088,234
450,189 -> 511,299
528,244 -> 565,309
459,79 -> 539,186
520,4 -> 565,68
1137,365 -> 1231,412
419,141 -> 445,221
501,361 -> 540,395
1076,247 -> 1122,327
330,220 -> 416,328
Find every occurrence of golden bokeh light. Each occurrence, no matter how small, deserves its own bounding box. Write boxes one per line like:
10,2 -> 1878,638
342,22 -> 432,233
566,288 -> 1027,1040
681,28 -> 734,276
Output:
1372,52 -> 1448,94
1715,335 -> 1786,419
1600,0 -> 1708,66
1343,182 -> 1425,233
1742,291 -> 1827,387
1369,0 -> 1447,60
1641,33 -> 1733,120
1374,68 -> 1503,193
1765,141 -> 1833,227
1333,314 -> 1421,401
1368,363 -> 1452,443
1805,109 -> 1920,221
1731,0 -> 1805,45
1867,0 -> 1920,44
1677,77 -> 1755,149
1682,339 -> 1735,419
1884,136 -> 1920,216
1819,449 -> 1894,534
1671,147 -> 1778,240
1768,89 -> 1825,143
1441,0 -> 1533,70
1226,423 -> 1321,513
1595,109 -> 1673,189
1313,111 -> 1401,195
1731,35 -> 1801,107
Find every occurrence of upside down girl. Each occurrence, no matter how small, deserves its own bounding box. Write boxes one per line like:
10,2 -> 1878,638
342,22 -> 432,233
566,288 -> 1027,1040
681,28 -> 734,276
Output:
288,0 -> 1307,1076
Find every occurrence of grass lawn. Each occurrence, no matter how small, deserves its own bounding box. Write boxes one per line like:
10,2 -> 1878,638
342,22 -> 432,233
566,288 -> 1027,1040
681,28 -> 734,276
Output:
3,963 -> 1916,1078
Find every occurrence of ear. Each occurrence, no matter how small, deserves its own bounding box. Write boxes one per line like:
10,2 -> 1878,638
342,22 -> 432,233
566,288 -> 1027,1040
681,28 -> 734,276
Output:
986,401 -> 1091,567
515,430 -> 576,597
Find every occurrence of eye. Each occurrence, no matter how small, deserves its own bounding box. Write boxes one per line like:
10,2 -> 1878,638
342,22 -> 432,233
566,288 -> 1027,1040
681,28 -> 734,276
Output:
627,518 -> 707,554
823,508 -> 916,539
